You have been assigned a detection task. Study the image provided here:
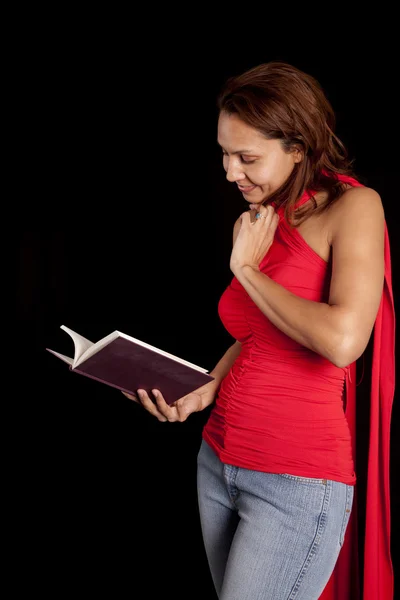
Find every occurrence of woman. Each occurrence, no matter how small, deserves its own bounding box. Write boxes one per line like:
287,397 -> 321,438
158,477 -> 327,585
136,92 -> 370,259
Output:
128,62 -> 395,599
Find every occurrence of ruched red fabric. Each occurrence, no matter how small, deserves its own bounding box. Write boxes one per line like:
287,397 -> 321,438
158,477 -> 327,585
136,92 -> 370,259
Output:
202,174 -> 395,599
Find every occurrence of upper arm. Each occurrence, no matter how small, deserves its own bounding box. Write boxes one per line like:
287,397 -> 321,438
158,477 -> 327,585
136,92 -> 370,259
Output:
329,187 -> 385,365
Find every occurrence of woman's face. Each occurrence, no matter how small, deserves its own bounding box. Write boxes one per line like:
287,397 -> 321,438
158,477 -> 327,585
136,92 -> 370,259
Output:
217,111 -> 302,207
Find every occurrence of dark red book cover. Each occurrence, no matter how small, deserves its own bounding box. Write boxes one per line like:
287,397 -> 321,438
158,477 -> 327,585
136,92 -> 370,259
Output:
47,335 -> 214,405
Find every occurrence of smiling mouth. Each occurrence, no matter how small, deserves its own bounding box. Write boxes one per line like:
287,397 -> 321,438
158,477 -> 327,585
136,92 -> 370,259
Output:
238,184 -> 256,192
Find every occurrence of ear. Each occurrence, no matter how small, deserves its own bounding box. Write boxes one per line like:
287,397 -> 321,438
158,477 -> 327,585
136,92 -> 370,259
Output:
292,146 -> 303,164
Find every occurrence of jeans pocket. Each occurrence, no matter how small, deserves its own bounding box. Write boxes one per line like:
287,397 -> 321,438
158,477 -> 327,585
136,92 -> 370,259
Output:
339,486 -> 354,547
279,473 -> 327,485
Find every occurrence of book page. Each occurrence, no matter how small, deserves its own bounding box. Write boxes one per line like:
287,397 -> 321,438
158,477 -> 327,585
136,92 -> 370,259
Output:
75,330 -> 120,367
61,325 -> 95,368
46,349 -> 74,366
64,327 -> 209,373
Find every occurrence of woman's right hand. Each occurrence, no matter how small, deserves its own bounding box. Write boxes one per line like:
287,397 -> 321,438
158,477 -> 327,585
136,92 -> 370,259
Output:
122,378 -> 220,423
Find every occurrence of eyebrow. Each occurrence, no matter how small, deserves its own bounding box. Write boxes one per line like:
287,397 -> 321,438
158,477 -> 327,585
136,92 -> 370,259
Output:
217,142 -> 255,155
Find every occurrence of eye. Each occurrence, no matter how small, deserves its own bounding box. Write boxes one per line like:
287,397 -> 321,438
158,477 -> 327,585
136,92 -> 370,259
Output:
241,156 -> 256,164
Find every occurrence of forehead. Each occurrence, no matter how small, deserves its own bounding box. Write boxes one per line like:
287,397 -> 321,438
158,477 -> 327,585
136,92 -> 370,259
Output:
217,112 -> 266,151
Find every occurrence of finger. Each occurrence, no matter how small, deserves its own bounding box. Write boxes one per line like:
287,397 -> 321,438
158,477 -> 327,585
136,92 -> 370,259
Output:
175,394 -> 201,422
137,389 -> 168,422
266,209 -> 279,230
241,210 -> 252,222
258,204 -> 274,216
122,391 -> 140,403
153,390 -> 182,422
256,205 -> 275,223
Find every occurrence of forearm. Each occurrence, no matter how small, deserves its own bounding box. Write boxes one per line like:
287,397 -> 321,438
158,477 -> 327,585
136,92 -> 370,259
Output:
197,341 -> 242,411
234,265 -> 348,366
209,340 -> 242,386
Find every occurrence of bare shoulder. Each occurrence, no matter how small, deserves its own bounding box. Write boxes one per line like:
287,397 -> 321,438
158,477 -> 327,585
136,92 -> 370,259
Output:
233,215 -> 242,245
329,186 -> 385,243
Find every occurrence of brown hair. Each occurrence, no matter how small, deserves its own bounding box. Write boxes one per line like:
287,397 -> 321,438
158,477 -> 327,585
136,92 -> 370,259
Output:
217,61 -> 357,226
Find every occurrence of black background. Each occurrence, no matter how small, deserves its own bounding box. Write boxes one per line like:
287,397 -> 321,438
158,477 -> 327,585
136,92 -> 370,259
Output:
15,19 -> 399,598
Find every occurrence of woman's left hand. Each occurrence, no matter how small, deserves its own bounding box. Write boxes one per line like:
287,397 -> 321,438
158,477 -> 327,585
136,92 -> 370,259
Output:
230,204 -> 279,274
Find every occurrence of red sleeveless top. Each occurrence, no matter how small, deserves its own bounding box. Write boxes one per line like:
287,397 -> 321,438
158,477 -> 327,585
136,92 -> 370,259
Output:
202,174 -> 395,599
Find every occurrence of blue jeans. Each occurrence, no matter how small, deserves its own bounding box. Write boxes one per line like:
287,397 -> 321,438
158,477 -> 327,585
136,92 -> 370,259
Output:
197,439 -> 354,600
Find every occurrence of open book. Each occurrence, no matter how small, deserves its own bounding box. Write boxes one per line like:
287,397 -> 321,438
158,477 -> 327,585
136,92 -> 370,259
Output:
46,325 -> 215,405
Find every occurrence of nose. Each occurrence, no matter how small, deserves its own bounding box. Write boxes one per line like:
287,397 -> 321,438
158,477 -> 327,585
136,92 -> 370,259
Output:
225,158 -> 245,183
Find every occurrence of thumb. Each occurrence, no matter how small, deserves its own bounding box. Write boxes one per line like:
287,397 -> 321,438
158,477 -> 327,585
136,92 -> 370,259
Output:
176,394 -> 200,421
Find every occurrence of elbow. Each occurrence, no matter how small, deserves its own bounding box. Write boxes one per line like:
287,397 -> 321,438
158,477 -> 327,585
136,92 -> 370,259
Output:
332,355 -> 354,370
331,334 -> 364,369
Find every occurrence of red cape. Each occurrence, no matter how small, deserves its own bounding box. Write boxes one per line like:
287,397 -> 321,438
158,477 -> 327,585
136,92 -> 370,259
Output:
320,220 -> 395,599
